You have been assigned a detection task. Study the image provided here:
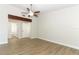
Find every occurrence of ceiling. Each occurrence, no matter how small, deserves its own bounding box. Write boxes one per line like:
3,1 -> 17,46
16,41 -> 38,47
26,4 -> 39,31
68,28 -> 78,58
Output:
11,4 -> 76,13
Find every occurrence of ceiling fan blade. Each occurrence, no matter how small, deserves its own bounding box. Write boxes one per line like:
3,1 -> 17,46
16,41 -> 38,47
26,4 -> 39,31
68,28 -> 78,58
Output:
34,11 -> 40,13
34,14 -> 38,17
34,15 -> 38,17
27,8 -> 30,11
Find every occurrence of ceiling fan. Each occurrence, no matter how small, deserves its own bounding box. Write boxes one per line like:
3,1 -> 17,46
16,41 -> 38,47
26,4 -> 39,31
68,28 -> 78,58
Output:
22,4 -> 40,18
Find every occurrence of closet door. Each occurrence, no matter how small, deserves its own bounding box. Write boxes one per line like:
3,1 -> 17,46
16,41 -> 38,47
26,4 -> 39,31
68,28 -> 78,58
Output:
17,22 -> 22,38
8,22 -> 18,38
22,22 -> 31,38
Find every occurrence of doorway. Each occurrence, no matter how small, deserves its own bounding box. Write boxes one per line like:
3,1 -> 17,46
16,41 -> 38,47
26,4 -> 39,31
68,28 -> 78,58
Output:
8,19 -> 31,39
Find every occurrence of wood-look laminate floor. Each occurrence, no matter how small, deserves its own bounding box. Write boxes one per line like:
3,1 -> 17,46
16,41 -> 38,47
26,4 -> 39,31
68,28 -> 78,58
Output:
0,37 -> 79,55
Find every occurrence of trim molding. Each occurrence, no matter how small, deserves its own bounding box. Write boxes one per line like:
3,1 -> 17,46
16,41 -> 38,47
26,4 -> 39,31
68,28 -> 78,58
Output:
37,37 -> 79,50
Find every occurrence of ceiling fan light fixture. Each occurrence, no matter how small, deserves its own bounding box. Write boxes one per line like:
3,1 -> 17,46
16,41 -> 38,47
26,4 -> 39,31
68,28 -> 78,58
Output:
28,11 -> 34,16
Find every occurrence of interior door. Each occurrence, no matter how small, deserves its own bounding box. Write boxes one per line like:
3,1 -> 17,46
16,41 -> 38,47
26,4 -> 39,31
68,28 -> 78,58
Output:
22,22 -> 31,38
8,22 -> 18,38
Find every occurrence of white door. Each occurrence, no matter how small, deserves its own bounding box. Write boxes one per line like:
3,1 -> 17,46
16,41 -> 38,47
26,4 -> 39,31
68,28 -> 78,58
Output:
8,22 -> 18,38
22,22 -> 31,38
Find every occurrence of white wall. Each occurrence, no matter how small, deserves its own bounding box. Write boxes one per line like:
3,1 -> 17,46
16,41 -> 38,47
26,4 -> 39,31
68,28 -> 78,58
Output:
37,5 -> 79,49
0,5 -> 8,44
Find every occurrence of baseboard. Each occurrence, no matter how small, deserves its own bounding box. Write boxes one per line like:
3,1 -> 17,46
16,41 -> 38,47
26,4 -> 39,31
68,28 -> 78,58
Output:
0,42 -> 8,45
37,37 -> 79,50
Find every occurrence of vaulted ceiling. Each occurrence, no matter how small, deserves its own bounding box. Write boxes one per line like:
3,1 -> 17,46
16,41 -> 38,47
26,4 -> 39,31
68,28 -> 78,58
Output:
11,4 -> 76,13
